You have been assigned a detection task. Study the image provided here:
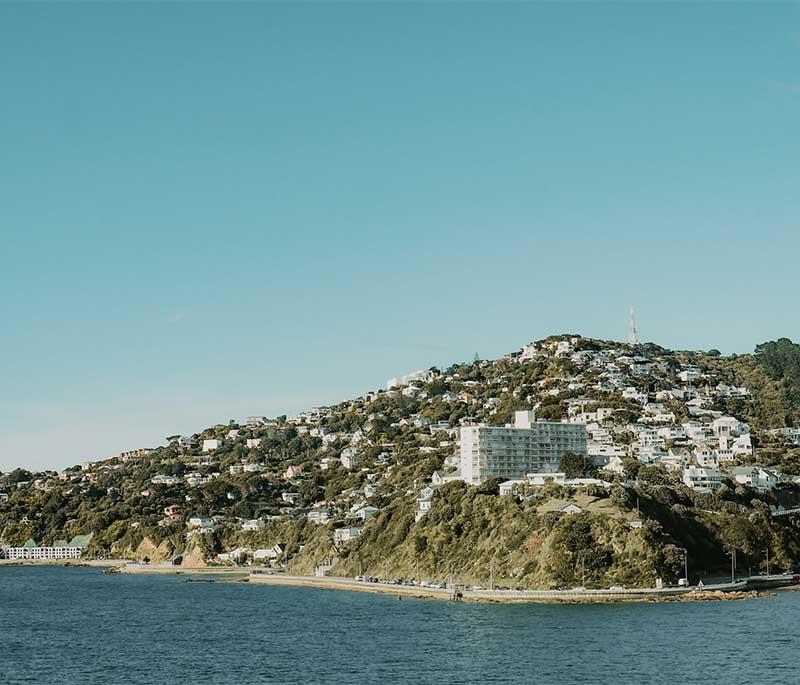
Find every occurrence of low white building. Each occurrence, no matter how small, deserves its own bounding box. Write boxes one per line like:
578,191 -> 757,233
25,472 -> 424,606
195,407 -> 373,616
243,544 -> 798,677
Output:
333,526 -> 363,544
307,509 -> 331,525
730,467 -> 782,492
2,545 -> 82,561
202,439 -> 222,452
241,519 -> 265,532
682,467 -> 724,492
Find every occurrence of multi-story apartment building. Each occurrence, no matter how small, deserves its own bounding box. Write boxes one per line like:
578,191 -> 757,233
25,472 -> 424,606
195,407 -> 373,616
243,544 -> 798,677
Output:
460,411 -> 588,484
2,545 -> 82,561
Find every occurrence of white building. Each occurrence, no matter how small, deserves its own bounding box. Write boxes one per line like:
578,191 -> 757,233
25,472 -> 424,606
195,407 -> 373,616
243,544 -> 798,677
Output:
682,467 -> 724,492
2,545 -> 82,561
333,526 -> 363,544
341,449 -> 362,470
459,411 -> 588,485
202,439 -> 221,452
730,467 -> 782,492
188,515 -> 215,529
241,519 -> 265,532
415,486 -> 435,522
386,369 -> 434,390
307,509 -> 332,525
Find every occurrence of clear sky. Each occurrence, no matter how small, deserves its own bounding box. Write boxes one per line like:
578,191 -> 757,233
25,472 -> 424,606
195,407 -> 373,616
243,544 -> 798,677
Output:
1,3 -> 799,472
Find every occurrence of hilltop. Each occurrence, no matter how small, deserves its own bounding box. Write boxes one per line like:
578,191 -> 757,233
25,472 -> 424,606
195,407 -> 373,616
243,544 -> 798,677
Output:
5,334 -> 800,587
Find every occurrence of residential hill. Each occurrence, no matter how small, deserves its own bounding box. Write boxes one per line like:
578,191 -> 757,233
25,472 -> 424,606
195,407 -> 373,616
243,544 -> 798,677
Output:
5,334 -> 800,587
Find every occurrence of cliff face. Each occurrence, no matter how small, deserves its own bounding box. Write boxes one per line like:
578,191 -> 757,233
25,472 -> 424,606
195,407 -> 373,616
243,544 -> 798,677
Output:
130,537 -> 174,563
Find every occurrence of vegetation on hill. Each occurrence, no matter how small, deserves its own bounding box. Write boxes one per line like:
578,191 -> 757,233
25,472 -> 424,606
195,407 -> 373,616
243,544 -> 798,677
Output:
5,334 -> 800,586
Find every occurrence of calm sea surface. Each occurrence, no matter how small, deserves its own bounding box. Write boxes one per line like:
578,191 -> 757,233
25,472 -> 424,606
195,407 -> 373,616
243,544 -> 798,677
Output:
1,566 -> 797,684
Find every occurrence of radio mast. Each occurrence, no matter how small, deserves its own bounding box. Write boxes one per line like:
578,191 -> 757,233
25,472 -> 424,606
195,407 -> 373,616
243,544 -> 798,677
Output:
628,306 -> 639,346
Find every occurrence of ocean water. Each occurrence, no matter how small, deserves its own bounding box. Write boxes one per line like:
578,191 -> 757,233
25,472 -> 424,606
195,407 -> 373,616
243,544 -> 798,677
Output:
0,566 -> 796,684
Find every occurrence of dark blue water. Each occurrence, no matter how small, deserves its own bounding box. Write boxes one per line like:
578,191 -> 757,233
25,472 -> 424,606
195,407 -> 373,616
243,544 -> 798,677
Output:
0,566 -> 796,684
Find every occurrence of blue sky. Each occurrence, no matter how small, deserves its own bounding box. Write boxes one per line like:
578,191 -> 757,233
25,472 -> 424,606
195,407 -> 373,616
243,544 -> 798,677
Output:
1,3 -> 799,471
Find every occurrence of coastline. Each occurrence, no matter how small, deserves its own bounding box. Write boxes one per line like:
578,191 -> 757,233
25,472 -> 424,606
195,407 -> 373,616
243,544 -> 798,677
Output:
115,563 -> 250,576
245,573 -> 762,604
0,558 -> 131,568
3,561 -> 780,604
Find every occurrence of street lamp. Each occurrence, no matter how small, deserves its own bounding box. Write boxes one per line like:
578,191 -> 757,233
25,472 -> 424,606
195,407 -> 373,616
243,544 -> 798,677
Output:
677,547 -> 689,585
726,549 -> 736,583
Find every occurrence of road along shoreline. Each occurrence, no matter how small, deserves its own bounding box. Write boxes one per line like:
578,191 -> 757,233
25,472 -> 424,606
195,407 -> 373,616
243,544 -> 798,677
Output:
245,573 -> 765,604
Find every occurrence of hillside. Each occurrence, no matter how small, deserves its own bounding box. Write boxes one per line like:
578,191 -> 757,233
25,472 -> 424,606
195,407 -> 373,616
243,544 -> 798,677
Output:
5,334 -> 800,587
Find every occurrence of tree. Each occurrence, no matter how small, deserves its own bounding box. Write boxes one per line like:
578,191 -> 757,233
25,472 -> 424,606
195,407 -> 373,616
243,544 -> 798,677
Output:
559,453 -> 596,479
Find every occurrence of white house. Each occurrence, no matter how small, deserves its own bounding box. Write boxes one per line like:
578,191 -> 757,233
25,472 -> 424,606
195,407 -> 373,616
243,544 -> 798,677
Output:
241,518 -> 265,532
253,544 -> 285,560
499,479 -> 525,496
682,467 -> 724,492
188,515 -> 215,529
415,486 -> 435,522
353,505 -> 379,521
333,526 -> 363,544
431,469 -> 463,486
341,448 -> 362,470
307,509 -> 331,525
730,467 -> 782,492
202,439 -> 221,452
320,456 -> 340,471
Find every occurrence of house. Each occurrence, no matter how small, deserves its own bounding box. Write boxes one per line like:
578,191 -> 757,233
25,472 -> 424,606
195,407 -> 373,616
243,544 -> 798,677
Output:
284,465 -> 304,479
678,368 -> 702,383
526,472 -> 567,487
731,434 -> 754,457
431,469 -> 463,486
353,505 -> 379,521
253,544 -> 285,560
218,547 -> 249,563
558,503 -> 583,515
682,467 -> 724,492
499,479 -> 525,496
246,438 -> 262,449
320,456 -> 340,471
282,492 -> 301,504
151,475 -> 181,486
187,515 -> 215,530
163,505 -> 182,522
334,526 -> 363,544
712,416 -> 749,439
695,447 -> 719,468
415,486 -> 436,522
341,448 -> 363,470
242,518 -> 265,531
730,467 -> 782,492
306,507 -> 331,525
202,439 -> 221,452
307,509 -> 332,525
602,456 -> 626,475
